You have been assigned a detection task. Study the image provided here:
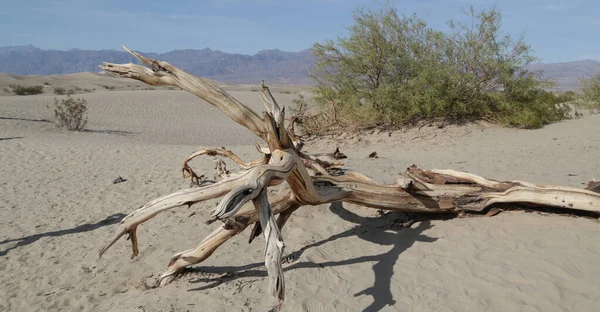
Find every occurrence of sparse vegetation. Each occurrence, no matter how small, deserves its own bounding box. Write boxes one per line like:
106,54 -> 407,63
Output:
50,97 -> 88,131
279,90 -> 292,94
9,84 -> 45,95
54,87 -> 92,95
102,85 -> 116,90
311,5 -> 569,130
579,74 -> 600,112
54,87 -> 68,95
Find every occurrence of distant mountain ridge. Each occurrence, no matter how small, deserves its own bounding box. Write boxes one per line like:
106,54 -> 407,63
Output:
1,45 -> 599,89
0,45 -> 315,85
529,59 -> 600,91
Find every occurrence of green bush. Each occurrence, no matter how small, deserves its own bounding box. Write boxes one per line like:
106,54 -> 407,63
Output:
311,5 -> 567,130
10,84 -> 44,95
579,74 -> 600,112
51,97 -> 88,131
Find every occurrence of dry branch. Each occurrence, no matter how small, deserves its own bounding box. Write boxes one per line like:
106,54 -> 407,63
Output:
99,47 -> 600,309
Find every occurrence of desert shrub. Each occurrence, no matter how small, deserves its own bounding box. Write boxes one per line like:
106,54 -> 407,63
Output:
54,87 -> 79,95
10,84 -> 44,95
44,82 -> 50,86
102,85 -> 116,90
289,93 -> 334,135
579,74 -> 600,112
51,97 -> 88,131
279,90 -> 292,94
311,5 -> 566,130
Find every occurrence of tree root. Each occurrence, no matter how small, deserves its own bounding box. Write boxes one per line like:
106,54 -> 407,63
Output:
98,47 -> 600,309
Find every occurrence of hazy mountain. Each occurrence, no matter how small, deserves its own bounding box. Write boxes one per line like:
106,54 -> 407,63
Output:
0,45 -> 315,85
528,60 -> 600,91
1,45 -> 599,88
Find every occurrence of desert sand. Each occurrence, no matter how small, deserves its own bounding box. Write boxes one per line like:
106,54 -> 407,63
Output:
1,73 -> 599,312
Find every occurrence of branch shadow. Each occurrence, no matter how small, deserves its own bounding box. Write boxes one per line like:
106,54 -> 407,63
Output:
185,203 -> 446,311
0,116 -> 51,123
0,213 -> 126,256
0,116 -> 135,136
0,136 -> 24,141
82,129 -> 136,136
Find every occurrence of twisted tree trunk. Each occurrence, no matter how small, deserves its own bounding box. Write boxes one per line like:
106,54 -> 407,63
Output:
98,46 -> 600,309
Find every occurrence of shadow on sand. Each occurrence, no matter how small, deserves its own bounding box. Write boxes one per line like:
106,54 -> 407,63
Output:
0,213 -> 126,257
0,116 -> 135,136
186,203 -> 446,311
0,136 -> 24,141
82,129 -> 135,136
0,116 -> 51,123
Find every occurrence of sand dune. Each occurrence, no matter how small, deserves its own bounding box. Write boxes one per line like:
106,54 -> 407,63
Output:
1,74 -> 599,312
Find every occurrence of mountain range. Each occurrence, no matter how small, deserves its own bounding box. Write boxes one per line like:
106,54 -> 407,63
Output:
0,45 -> 315,85
1,45 -> 599,89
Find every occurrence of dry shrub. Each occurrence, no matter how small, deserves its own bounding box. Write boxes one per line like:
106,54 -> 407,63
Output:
51,97 -> 88,131
10,84 -> 44,95
289,94 -> 337,136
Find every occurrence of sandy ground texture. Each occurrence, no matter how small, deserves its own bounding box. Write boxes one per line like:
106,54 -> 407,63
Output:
1,74 -> 600,312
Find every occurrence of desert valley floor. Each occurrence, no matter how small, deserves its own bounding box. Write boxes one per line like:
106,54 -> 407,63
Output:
1,73 -> 599,311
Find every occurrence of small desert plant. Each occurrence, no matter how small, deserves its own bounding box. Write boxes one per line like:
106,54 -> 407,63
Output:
50,97 -> 88,131
44,82 -> 50,86
54,87 -> 79,95
279,90 -> 292,94
289,93 -> 334,136
10,84 -> 44,95
102,85 -> 116,90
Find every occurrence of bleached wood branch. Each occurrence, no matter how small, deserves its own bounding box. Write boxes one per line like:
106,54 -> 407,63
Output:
253,190 -> 285,307
100,46 -> 266,138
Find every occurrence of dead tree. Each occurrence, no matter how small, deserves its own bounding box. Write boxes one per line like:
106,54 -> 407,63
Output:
98,46 -> 600,308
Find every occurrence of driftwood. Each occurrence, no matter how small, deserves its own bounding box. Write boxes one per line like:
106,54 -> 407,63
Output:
98,46 -> 600,308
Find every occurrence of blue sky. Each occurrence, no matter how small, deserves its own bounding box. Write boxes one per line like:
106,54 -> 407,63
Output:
1,0 -> 599,62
